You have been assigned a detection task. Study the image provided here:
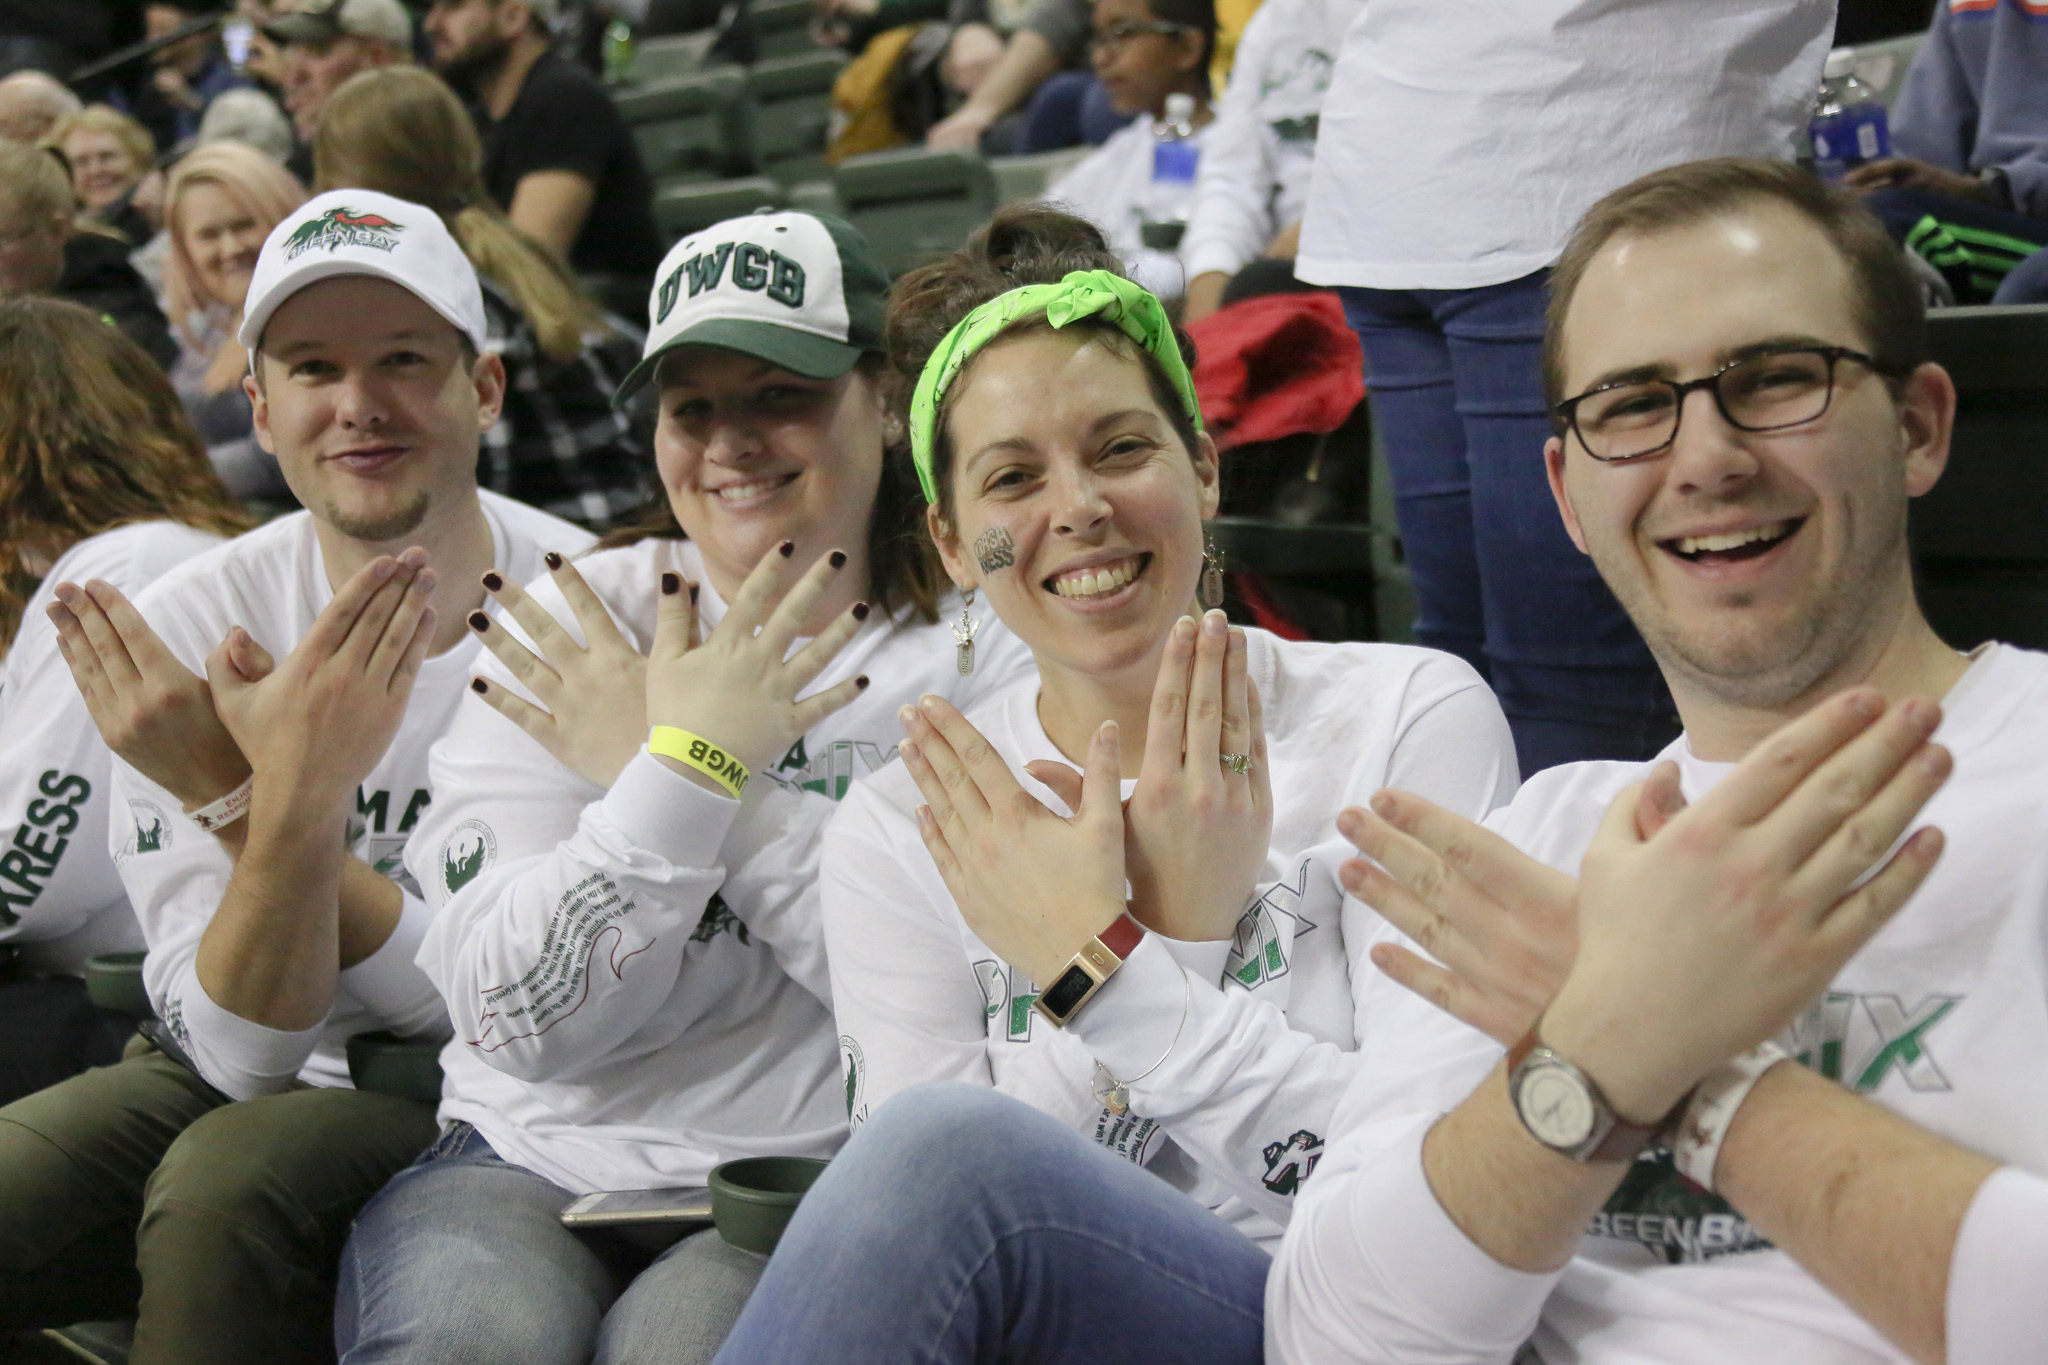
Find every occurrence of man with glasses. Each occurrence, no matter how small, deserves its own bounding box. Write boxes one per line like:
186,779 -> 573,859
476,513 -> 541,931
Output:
1269,156 -> 2048,1364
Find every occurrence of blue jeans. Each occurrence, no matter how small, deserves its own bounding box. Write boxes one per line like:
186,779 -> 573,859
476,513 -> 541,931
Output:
713,1085 -> 1268,1365
1019,71 -> 1133,153
1339,273 -> 1676,775
336,1123 -> 764,1365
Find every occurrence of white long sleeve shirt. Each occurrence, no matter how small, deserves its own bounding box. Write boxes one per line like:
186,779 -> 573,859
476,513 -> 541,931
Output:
824,632 -> 1516,1248
1045,117 -> 1214,301
1181,0 -> 1365,283
1269,643 -> 2048,1365
0,521 -> 223,976
1295,0 -> 1835,290
409,537 -> 1036,1195
112,492 -> 590,1100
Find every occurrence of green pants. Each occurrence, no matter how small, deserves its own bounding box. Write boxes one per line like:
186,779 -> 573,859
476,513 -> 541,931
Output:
0,1041 -> 437,1365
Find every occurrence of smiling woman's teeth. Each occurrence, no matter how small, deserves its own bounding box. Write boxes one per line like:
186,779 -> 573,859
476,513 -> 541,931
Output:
1673,520 -> 1793,556
1052,559 -> 1139,599
716,475 -> 790,502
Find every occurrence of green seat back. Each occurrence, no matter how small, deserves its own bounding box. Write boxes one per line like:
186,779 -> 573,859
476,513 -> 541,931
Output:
833,147 -> 997,276
620,69 -> 749,180
655,175 -> 788,242
750,0 -> 816,58
744,50 -> 847,184
627,32 -> 719,84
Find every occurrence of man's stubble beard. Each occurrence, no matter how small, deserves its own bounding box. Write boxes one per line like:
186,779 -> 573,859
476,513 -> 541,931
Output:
435,31 -> 514,98
326,489 -> 433,544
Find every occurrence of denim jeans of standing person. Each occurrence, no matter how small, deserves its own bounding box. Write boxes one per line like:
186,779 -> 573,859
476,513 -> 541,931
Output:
712,1084 -> 1268,1365
1339,270 -> 1678,776
335,1122 -> 765,1365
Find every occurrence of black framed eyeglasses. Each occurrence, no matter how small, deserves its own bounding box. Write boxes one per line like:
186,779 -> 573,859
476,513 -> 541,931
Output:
1554,345 -> 1887,464
1087,20 -> 1191,52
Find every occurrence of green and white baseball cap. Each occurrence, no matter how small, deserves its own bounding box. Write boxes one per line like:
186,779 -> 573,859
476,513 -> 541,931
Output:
239,188 -> 489,354
615,210 -> 890,406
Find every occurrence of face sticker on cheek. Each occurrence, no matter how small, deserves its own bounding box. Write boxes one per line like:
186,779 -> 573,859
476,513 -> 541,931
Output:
973,526 -> 1016,575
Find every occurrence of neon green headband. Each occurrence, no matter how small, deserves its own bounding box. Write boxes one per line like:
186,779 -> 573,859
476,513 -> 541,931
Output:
908,269 -> 1203,504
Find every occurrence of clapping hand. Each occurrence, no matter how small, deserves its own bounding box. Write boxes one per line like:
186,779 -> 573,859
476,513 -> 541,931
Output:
465,552 -> 655,789
49,578 -> 252,811
902,699 -> 1128,988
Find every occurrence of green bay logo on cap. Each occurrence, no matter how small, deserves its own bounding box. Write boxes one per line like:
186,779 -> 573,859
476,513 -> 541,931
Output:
282,206 -> 406,262
656,241 -> 808,324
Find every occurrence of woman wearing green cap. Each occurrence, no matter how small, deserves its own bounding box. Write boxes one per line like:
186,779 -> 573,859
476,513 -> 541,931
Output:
708,204 -> 1517,1360
331,210 -> 1033,1365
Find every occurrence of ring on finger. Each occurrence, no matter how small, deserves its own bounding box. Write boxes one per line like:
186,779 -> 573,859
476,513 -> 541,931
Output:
1221,752 -> 1253,775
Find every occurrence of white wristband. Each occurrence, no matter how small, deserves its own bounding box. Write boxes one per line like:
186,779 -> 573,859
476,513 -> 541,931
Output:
1672,1042 -> 1789,1193
186,776 -> 254,834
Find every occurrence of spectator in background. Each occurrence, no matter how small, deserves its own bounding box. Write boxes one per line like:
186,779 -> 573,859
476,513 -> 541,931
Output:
196,85 -> 297,162
0,139 -> 175,367
162,141 -> 305,500
1845,0 -> 2048,305
119,1 -> 253,151
262,0 -> 413,179
315,66 -> 655,530
424,0 -> 662,315
1041,0 -> 1213,299
0,297 -> 250,1108
0,70 -> 82,145
925,0 -> 1097,151
1181,0 -> 1361,321
50,104 -> 159,245
1295,0 -> 1834,777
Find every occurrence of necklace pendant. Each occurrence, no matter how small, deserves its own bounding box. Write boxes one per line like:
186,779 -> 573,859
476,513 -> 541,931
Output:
1103,1084 -> 1130,1116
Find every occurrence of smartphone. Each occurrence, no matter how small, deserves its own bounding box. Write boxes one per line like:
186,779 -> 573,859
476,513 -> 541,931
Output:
560,1187 -> 714,1229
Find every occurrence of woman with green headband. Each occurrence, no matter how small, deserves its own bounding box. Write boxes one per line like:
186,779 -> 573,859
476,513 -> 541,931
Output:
710,207 -> 1517,1362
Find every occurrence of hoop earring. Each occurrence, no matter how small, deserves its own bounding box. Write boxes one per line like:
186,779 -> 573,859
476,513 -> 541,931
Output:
1200,534 -> 1226,610
953,586 -> 981,675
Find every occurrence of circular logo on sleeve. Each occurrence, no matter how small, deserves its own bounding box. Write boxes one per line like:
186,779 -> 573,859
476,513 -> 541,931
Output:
440,819 -> 497,895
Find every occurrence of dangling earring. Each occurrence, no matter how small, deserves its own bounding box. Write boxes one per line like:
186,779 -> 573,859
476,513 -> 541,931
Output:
953,587 -> 981,675
1200,534 -> 1226,610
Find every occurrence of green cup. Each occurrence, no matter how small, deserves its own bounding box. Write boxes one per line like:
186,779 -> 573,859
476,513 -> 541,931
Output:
708,1156 -> 829,1255
83,950 -> 153,1019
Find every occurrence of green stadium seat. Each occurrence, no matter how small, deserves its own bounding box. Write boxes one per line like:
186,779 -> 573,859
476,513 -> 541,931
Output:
832,146 -> 996,277
1914,304 -> 2048,651
742,50 -> 847,185
655,175 -> 787,242
346,1031 -> 446,1105
618,68 -> 750,182
785,178 -> 843,220
750,0 -> 818,59
625,30 -> 720,84
989,147 -> 1094,207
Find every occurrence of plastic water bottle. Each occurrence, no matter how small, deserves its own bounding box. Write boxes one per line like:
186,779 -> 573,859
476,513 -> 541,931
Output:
1810,50 -> 1891,182
1141,93 -> 1200,251
603,19 -> 636,85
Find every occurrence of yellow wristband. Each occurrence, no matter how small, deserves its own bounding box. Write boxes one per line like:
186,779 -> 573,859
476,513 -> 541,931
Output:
647,726 -> 750,798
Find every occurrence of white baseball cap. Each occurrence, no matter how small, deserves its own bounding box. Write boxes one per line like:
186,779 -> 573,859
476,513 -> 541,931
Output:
263,0 -> 414,49
238,188 -> 490,355
615,209 -> 890,406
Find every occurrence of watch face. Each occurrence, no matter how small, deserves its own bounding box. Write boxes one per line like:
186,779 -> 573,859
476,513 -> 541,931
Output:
1038,963 -> 1096,1019
1518,1063 -> 1597,1149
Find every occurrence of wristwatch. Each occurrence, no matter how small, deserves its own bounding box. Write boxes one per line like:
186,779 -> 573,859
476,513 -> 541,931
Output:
1506,1029 -> 1674,1164
1032,912 -> 1145,1027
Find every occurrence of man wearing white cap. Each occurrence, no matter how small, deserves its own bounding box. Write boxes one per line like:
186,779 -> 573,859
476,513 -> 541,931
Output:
0,188 -> 592,1364
267,0 -> 415,156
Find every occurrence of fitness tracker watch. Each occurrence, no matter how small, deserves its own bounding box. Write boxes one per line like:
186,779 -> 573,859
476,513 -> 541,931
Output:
1032,912 -> 1145,1027
1507,1029 -> 1674,1164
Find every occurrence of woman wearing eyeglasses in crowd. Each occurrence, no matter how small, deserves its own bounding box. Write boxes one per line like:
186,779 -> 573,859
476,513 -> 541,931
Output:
709,205 -> 1516,1361
333,210 -> 1032,1365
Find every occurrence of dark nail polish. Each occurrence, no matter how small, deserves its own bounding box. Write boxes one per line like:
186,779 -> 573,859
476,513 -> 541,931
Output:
852,601 -> 870,621
544,551 -> 563,570
661,572 -> 680,596
471,678 -> 488,694
829,549 -> 848,569
468,611 -> 490,632
481,571 -> 503,592
778,540 -> 795,558
856,675 -> 870,690
689,582 -> 700,603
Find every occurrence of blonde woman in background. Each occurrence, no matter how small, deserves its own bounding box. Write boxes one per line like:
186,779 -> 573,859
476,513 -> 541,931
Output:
49,104 -> 160,246
314,66 -> 654,531
160,141 -> 306,501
